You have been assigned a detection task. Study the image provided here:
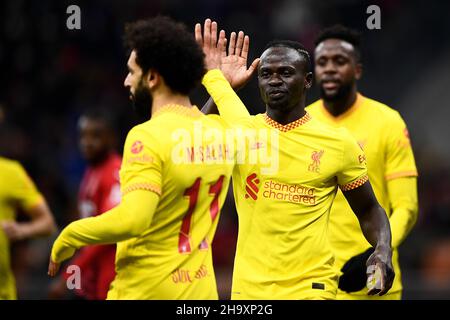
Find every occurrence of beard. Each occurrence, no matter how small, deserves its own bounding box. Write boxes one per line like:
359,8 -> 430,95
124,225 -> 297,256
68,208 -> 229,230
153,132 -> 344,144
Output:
320,80 -> 353,103
130,79 -> 152,121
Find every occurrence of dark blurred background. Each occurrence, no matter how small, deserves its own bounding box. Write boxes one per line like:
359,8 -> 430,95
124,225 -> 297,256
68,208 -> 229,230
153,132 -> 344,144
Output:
1,0 -> 449,299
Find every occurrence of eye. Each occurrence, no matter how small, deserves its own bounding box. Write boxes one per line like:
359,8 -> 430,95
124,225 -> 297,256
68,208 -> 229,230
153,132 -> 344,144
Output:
336,57 -> 347,66
260,70 -> 270,78
316,59 -> 326,66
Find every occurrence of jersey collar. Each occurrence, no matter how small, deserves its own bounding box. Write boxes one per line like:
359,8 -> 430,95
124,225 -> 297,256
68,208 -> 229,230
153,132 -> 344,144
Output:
263,112 -> 311,132
319,93 -> 363,122
152,104 -> 203,118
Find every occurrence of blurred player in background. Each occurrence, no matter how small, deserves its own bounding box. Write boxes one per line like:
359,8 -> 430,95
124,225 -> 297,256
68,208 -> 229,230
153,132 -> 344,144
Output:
48,110 -> 121,300
198,19 -> 394,300
0,106 -> 57,300
48,16 -> 236,299
306,25 -> 418,299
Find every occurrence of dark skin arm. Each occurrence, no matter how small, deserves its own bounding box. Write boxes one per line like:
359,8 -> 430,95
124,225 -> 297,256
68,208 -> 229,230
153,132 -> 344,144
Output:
342,181 -> 395,296
201,97 -> 219,115
1,201 -> 57,241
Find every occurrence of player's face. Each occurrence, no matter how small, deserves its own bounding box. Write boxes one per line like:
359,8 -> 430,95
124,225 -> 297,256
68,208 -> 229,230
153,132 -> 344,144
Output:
258,47 -> 311,112
78,117 -> 110,164
314,39 -> 361,101
124,50 -> 152,119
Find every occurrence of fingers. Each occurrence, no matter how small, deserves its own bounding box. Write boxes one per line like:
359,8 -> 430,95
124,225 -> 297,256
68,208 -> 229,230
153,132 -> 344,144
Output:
203,19 -> 212,49
48,259 -> 60,277
229,32 -> 236,55
218,30 -> 227,57
195,23 -> 203,47
247,58 -> 260,75
241,35 -> 250,60
211,21 -> 218,49
379,263 -> 395,296
235,31 -> 244,57
367,262 -> 393,296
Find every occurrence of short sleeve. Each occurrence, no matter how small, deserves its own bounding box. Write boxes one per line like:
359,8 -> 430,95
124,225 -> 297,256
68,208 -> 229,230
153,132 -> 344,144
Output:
10,163 -> 44,210
120,127 -> 162,197
336,129 -> 369,191
384,113 -> 418,181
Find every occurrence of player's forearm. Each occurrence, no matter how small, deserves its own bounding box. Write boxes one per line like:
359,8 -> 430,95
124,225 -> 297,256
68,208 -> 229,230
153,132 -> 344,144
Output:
387,177 -> 418,247
51,190 -> 159,263
202,69 -> 250,121
23,202 -> 57,238
201,97 -> 219,115
358,204 -> 392,250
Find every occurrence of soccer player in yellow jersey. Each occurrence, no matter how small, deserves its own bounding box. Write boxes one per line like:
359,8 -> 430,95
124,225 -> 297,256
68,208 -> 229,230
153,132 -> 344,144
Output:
197,19 -> 394,299
0,155 -> 56,299
48,17 -> 235,299
306,25 -> 418,300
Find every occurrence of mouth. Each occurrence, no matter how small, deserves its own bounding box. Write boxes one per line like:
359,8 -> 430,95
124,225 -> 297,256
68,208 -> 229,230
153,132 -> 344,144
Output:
268,90 -> 287,99
321,80 -> 340,90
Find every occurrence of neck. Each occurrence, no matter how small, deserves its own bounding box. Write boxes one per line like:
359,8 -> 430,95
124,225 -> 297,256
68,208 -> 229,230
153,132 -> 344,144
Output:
88,151 -> 111,167
323,86 -> 358,117
266,99 -> 306,125
151,91 -> 192,116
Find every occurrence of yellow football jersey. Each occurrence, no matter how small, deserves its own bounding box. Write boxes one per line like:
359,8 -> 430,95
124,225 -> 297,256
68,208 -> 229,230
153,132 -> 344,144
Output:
202,69 -> 369,300
306,93 -> 418,297
106,105 -> 235,299
0,157 -> 44,300
230,114 -> 368,300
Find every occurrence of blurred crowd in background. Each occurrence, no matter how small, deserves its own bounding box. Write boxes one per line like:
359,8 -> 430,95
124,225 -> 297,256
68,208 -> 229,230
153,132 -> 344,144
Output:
1,0 -> 449,299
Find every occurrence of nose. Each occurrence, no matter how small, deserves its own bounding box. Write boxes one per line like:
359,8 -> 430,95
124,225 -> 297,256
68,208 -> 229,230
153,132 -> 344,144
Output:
268,73 -> 283,86
323,60 -> 337,74
124,73 -> 131,88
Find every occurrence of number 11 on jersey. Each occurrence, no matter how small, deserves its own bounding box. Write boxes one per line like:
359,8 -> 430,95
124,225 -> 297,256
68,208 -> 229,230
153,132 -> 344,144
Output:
178,176 -> 225,254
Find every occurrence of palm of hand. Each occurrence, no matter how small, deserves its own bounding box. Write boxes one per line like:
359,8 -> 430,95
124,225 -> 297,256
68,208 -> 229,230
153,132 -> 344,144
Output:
221,55 -> 249,90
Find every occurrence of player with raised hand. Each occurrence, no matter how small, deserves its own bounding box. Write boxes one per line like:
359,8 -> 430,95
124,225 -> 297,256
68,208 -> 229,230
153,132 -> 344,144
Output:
197,18 -> 395,299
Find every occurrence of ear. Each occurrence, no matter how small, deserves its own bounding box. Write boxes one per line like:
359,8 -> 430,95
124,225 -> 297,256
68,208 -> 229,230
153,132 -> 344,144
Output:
305,72 -> 313,89
355,63 -> 363,80
145,69 -> 160,90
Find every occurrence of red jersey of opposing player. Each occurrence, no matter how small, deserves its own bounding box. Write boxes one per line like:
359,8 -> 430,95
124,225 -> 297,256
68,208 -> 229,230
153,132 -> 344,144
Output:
63,153 -> 122,299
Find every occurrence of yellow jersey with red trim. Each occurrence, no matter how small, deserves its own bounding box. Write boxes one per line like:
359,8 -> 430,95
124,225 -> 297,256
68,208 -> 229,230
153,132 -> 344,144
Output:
306,93 -> 418,296
107,105 -> 235,299
230,113 -> 368,300
0,157 -> 44,300
201,69 -> 369,300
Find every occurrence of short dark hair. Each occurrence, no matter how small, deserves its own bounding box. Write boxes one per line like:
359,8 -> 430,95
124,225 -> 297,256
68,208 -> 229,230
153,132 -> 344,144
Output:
124,16 -> 205,95
80,108 -> 115,132
263,40 -> 311,72
314,25 -> 362,62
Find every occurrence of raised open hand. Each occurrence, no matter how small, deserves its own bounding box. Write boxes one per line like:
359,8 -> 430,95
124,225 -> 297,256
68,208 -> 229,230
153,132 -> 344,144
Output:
222,30 -> 260,90
195,19 -> 226,72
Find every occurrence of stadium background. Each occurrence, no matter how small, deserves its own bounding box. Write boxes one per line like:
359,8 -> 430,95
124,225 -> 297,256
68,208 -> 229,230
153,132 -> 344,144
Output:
0,0 -> 449,299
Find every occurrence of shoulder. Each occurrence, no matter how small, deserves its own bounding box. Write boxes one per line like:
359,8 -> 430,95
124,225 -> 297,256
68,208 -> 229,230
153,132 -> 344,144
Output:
305,99 -> 322,114
126,121 -> 160,143
360,95 -> 404,123
0,157 -> 26,176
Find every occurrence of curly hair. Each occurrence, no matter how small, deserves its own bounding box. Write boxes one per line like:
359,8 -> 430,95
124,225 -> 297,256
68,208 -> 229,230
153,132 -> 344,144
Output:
314,25 -> 362,62
264,40 -> 311,72
124,16 -> 205,95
